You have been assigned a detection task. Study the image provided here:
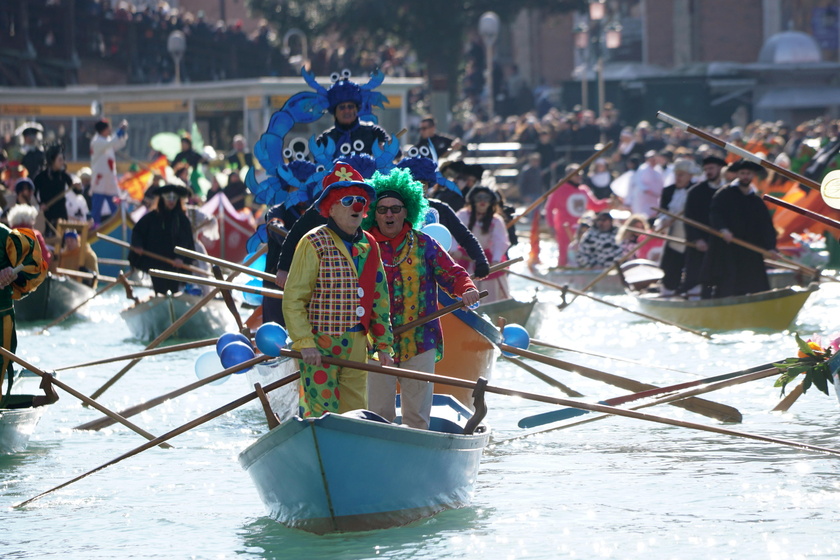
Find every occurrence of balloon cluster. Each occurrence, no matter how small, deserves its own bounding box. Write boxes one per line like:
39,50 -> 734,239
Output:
501,324 -> 530,357
193,323 -> 291,384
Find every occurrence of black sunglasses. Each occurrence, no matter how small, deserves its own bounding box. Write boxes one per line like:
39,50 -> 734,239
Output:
376,205 -> 405,215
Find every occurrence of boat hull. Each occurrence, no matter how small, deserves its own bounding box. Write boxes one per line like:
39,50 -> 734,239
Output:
14,275 -> 95,322
120,293 -> 232,341
545,267 -> 625,294
239,395 -> 489,534
634,284 -> 819,331
0,397 -> 46,454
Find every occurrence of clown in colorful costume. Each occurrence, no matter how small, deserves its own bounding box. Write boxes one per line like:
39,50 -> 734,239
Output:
283,163 -> 394,417
0,223 -> 49,406
363,168 -> 479,429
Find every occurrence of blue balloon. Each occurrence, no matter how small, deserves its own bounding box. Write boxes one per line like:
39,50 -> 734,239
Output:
220,340 -> 256,374
242,278 -> 264,307
501,324 -> 530,357
255,322 -> 289,357
421,223 -> 452,251
242,252 -> 267,274
216,332 -> 250,357
194,351 -> 230,386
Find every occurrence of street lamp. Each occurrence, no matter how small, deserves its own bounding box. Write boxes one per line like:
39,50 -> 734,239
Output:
574,1 -> 622,117
478,11 -> 500,119
167,30 -> 186,85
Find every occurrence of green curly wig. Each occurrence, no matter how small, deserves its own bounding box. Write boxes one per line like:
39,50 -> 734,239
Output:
362,168 -> 429,231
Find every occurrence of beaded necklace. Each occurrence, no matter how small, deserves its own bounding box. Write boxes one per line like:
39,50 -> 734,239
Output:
382,230 -> 414,268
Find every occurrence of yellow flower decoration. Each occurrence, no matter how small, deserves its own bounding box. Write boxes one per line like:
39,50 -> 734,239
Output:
334,166 -> 354,182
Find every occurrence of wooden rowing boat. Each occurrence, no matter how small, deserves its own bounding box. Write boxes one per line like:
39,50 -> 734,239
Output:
479,296 -> 537,330
239,393 -> 489,534
13,273 -> 95,323
631,283 -> 819,331
0,373 -> 54,453
436,293 -> 500,407
120,292 -> 233,341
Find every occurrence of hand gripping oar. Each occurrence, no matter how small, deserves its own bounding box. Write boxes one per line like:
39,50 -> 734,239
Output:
96,232 -> 211,277
16,369 -> 301,508
519,361 -> 780,428
657,111 -> 821,191
77,290 -> 489,431
37,271 -> 130,335
653,207 -> 821,279
496,343 -> 742,423
0,347 -> 172,448
88,245 -> 268,401
149,269 -> 284,299
22,351 -> 840,508
506,269 -> 711,338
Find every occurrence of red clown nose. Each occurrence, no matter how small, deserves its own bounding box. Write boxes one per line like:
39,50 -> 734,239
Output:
352,201 -> 365,212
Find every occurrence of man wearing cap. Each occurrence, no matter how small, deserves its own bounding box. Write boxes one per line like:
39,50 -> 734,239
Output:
9,124 -> 46,179
363,167 -> 479,429
682,154 -> 727,297
128,184 -> 195,295
701,159 -> 777,298
576,211 -> 624,269
315,77 -> 391,160
90,118 -> 128,226
283,162 -> 394,418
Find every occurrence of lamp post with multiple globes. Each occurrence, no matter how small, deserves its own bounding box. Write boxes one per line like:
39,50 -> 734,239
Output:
574,0 -> 622,117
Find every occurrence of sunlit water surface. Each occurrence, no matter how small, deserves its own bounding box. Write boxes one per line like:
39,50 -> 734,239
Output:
3,247 -> 839,559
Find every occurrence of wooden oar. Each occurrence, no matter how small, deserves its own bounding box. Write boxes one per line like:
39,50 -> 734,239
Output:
519,361 -> 779,427
653,207 -> 822,279
511,365 -> 783,439
481,256 -> 523,277
529,338 -> 698,376
97,257 -> 131,267
506,269 -> 710,338
55,338 -> 218,371
74,354 -> 272,431
37,272 -> 130,334
96,233 -> 210,277
54,267 -> 143,286
78,287 -> 486,431
175,246 -> 276,283
657,111 -> 821,191
763,194 -> 840,230
19,352 -> 840,507
261,351 -> 836,456
212,264 -> 249,337
496,342 -> 742,422
0,347 -> 172,449
17,369 -> 301,508
505,142 -> 614,229
88,245 -> 268,401
149,269 -> 284,299
771,380 -> 805,412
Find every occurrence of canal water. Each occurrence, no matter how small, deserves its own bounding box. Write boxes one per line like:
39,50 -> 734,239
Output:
2,246 -> 839,559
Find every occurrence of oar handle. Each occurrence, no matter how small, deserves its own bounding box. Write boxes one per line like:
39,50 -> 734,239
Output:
97,233 -> 209,277
174,245 -> 276,283
149,269 -> 284,299
764,194 -> 840,230
481,256 -> 523,277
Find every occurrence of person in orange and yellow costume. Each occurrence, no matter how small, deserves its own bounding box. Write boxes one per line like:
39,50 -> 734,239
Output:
283,162 -> 394,417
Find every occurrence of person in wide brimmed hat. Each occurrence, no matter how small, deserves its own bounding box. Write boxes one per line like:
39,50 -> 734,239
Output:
128,183 -> 196,295
700,157 -> 778,298
283,161 -> 394,419
363,167 -> 479,429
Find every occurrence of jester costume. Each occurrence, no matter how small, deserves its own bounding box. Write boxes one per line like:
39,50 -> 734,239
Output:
283,224 -> 393,417
0,223 -> 48,406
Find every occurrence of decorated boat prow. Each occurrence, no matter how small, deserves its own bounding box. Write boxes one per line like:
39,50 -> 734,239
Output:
239,393 -> 489,534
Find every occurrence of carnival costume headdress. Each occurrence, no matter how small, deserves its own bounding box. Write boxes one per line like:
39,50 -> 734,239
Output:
362,167 -> 429,231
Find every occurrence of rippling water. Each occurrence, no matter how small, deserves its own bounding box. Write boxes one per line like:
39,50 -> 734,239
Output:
3,253 -> 840,559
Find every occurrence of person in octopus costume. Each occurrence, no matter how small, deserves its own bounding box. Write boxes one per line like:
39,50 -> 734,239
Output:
315,76 -> 391,160
283,162 -> 394,417
363,167 -> 480,429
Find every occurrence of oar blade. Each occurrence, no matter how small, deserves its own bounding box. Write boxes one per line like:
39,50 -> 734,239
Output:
517,403 -> 599,428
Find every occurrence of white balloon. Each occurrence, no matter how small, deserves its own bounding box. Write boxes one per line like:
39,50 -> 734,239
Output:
194,351 -> 230,386
421,223 -> 452,251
